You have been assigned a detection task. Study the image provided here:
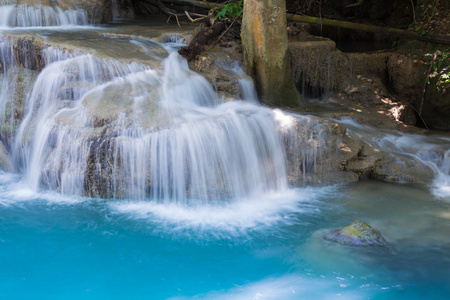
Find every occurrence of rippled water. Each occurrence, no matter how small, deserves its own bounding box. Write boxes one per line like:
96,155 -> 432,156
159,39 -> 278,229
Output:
1,173 -> 449,299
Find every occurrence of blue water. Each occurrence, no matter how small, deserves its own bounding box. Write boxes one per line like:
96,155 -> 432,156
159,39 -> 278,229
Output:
1,172 -> 450,299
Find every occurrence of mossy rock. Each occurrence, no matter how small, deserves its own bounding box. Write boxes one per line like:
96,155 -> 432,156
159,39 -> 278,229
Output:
324,220 -> 387,247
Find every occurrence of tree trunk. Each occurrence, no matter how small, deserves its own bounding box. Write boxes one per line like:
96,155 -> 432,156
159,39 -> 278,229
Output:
241,0 -> 306,107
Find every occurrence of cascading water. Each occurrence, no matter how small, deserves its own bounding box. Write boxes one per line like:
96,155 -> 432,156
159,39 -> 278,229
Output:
338,118 -> 450,199
0,1 -> 89,28
1,8 -> 450,300
8,37 -> 292,201
12,46 -> 151,195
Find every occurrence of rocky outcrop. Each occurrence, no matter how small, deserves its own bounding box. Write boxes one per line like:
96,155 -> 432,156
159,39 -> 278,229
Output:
284,113 -> 435,186
287,32 -> 431,128
324,219 -> 388,247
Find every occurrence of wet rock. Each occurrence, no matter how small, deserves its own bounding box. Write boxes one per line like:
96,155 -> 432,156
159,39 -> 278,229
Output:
188,49 -> 243,100
344,144 -> 384,179
284,115 -> 434,187
324,220 -> 387,247
0,141 -> 15,172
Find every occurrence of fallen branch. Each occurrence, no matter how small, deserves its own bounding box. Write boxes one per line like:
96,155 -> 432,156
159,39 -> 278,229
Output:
286,13 -> 450,45
178,22 -> 226,60
167,13 -> 181,27
140,0 -> 185,26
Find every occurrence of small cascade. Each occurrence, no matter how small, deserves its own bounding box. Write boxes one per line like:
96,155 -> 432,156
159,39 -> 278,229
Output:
0,1 -> 89,28
289,36 -> 339,98
339,119 -> 450,199
375,134 -> 450,199
0,35 -> 39,147
12,47 -> 150,194
11,44 -> 292,201
1,8 -> 448,203
0,1 -> 15,28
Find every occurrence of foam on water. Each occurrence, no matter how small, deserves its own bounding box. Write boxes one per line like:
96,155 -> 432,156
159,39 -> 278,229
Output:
109,186 -> 336,238
171,274 -> 367,300
0,176 -> 87,206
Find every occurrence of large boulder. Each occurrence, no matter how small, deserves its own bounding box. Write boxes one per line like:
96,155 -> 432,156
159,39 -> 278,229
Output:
324,219 -> 388,247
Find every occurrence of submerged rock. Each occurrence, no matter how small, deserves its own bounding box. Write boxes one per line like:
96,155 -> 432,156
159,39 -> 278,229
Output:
324,220 -> 387,247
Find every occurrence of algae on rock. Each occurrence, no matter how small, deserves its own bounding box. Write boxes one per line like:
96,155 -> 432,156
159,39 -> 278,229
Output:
324,219 -> 387,247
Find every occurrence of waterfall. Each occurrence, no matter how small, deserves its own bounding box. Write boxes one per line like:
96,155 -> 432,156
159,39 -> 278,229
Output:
0,2 -> 15,28
1,6 -> 447,202
11,46 -> 150,195
5,39 -> 292,201
0,2 -> 89,28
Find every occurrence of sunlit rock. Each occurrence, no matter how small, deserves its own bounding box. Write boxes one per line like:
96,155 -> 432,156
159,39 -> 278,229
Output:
324,219 -> 387,247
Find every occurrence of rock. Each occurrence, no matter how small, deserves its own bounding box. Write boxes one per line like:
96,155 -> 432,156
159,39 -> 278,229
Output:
422,75 -> 450,130
324,220 -> 387,247
399,104 -> 417,126
0,141 -> 16,173
288,34 -> 344,96
387,53 -> 424,101
188,52 -> 242,100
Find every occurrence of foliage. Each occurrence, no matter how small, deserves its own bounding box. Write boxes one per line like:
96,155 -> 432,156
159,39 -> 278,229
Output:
214,0 -> 243,22
412,0 -> 449,36
427,48 -> 450,93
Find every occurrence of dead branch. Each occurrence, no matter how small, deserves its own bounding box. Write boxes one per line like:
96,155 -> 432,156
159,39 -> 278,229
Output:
184,11 -> 208,23
178,22 -> 226,60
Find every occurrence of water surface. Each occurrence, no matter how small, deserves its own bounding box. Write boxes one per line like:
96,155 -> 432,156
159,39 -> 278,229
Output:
1,174 -> 449,299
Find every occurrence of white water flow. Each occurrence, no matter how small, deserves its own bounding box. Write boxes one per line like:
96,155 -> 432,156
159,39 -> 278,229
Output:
4,33 -> 298,202
0,3 -> 15,27
0,1 -> 89,28
13,46 -> 150,195
338,118 -> 450,200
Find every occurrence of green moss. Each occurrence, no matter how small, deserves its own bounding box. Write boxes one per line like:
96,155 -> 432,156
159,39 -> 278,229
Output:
324,219 -> 387,246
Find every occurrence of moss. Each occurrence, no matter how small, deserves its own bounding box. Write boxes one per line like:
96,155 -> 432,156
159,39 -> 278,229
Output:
324,219 -> 387,246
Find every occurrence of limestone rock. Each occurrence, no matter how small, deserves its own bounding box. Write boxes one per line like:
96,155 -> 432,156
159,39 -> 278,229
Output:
324,220 -> 387,247
0,141 -> 15,173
